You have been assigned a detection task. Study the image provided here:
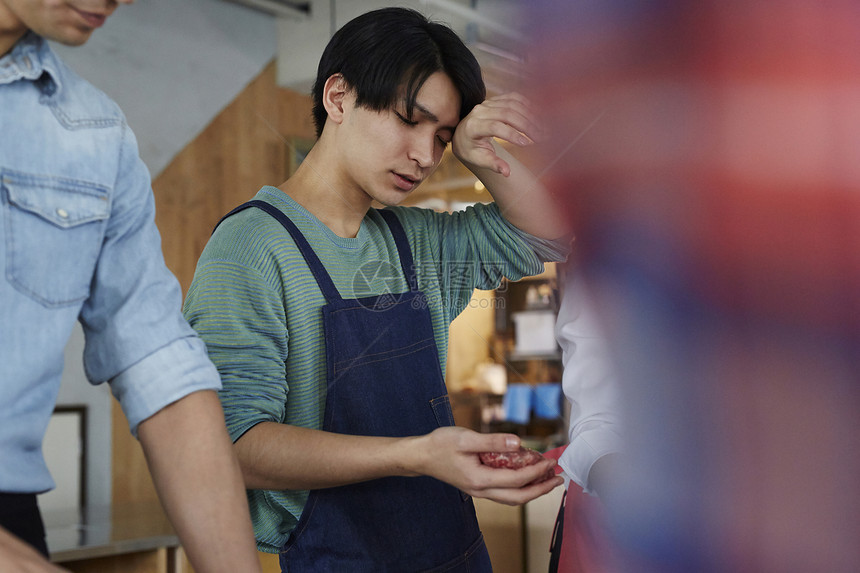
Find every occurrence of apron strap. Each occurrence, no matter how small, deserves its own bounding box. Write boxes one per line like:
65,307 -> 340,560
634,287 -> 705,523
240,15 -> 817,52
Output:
213,200 -> 342,302
213,202 -> 419,301
547,489 -> 567,573
377,209 -> 419,292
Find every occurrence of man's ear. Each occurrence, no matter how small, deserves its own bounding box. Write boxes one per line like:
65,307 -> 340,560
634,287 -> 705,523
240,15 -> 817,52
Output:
322,74 -> 350,126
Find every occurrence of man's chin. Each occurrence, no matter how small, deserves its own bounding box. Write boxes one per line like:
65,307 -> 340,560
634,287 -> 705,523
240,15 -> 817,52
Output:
375,190 -> 414,209
48,27 -> 95,47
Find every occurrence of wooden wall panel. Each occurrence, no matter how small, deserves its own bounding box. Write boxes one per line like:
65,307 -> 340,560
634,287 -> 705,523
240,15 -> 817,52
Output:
154,61 -> 315,296
112,60 -> 315,505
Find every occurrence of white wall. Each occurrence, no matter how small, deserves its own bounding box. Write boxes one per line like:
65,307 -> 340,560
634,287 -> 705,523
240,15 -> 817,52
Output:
48,0 -> 277,509
275,0 -> 525,93
53,0 -> 277,177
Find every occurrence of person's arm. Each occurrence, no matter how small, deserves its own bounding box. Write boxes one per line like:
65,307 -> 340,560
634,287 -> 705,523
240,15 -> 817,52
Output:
137,390 -> 261,572
451,93 -> 569,240
235,423 -> 562,506
555,262 -> 623,497
78,125 -> 261,572
0,527 -> 67,573
586,452 -> 621,503
184,215 -> 562,507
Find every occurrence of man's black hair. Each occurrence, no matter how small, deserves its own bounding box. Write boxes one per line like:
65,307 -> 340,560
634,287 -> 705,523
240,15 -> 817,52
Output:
311,7 -> 486,138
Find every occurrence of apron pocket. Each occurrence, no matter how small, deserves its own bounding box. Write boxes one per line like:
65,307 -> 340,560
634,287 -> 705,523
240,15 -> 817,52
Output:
332,337 -> 437,375
430,394 -> 456,427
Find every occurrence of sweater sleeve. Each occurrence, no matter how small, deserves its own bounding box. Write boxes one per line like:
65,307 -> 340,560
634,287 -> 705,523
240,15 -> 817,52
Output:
182,218 -> 290,444
387,202 -> 572,322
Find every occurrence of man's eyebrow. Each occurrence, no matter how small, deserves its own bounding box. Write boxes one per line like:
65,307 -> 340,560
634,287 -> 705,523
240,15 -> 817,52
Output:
412,102 -> 439,122
412,101 -> 457,131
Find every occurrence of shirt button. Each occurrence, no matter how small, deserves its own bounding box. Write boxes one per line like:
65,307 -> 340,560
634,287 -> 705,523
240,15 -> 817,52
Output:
56,208 -> 69,219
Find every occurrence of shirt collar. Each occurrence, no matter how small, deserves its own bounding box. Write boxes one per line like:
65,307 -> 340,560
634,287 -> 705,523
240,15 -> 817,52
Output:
0,32 -> 62,93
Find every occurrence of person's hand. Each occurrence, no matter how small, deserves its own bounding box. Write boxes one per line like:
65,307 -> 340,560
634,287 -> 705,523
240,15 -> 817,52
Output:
0,527 -> 67,572
451,93 -> 543,177
410,426 -> 563,506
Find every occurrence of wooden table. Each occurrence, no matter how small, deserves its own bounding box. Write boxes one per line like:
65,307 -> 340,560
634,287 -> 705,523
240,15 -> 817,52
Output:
44,502 -> 186,573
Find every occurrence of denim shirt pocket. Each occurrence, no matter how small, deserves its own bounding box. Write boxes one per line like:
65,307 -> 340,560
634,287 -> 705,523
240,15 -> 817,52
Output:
2,171 -> 110,307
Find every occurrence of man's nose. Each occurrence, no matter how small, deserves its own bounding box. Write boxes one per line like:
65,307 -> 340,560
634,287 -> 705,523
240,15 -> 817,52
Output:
408,134 -> 436,169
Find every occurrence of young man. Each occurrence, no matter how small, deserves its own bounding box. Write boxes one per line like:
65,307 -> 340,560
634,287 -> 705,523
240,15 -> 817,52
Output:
183,7 -> 568,571
0,1 -> 260,571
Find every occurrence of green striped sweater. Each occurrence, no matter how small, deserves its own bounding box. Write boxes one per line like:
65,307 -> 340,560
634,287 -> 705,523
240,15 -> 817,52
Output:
183,185 -> 569,552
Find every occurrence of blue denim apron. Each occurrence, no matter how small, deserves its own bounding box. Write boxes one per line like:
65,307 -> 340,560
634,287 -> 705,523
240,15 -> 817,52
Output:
219,201 -> 492,573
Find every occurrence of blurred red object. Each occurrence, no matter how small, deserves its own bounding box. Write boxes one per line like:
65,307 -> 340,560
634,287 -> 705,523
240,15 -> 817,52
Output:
527,1 -> 860,571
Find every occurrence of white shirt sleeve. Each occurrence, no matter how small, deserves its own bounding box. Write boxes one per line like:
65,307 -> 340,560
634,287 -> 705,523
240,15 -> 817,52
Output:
555,263 -> 623,495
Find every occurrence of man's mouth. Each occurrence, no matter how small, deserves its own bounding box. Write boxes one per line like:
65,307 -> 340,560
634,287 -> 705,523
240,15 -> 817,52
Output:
72,7 -> 108,28
393,172 -> 421,191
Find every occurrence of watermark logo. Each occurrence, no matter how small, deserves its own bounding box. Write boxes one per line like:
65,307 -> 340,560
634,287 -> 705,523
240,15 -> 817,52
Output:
351,260 -> 406,311
349,259 -> 507,312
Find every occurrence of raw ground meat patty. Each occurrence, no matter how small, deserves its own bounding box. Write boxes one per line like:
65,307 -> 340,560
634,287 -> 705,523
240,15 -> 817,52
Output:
479,447 -> 544,469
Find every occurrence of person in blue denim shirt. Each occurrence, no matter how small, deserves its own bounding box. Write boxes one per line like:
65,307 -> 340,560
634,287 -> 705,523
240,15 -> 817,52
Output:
0,2 -> 261,572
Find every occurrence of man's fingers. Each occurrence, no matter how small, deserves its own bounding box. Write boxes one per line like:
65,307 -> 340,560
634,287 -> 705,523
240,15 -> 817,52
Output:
465,111 -> 535,144
461,431 -> 521,453
471,97 -> 543,141
474,474 -> 565,506
474,457 -> 558,489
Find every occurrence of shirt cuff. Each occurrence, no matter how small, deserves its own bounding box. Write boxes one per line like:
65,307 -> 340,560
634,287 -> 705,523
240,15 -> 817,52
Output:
109,336 -> 221,437
559,427 -> 623,495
